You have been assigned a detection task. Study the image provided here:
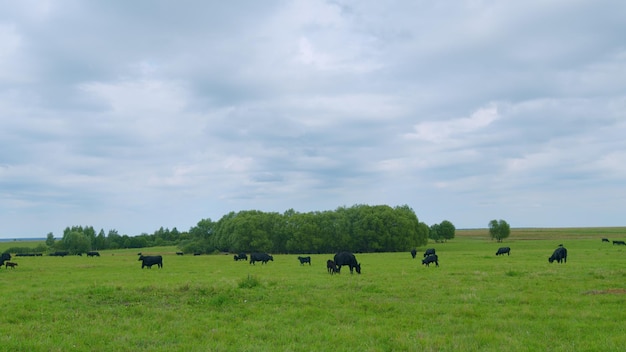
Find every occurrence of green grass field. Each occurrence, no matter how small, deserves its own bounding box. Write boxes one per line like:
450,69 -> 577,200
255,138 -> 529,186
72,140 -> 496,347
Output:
1,228 -> 625,351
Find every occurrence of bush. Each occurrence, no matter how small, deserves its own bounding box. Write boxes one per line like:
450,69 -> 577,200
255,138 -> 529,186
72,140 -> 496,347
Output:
238,275 -> 261,289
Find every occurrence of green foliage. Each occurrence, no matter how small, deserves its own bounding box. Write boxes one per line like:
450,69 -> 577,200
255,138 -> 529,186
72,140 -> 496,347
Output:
46,204 -> 427,255
185,204 -> 427,254
238,275 -> 261,289
489,219 -> 511,242
429,220 -> 456,242
45,232 -> 55,247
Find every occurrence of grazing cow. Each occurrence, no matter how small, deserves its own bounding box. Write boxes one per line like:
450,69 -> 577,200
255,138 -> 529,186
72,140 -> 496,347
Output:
193,252 -> 202,256
176,252 -> 184,256
548,247 -> 567,264
5,262 -> 17,269
326,260 -> 338,274
410,248 -> 417,259
334,252 -> 361,274
233,253 -> 248,261
250,253 -> 273,265
496,247 -> 511,256
87,251 -> 100,257
422,254 -> 439,267
138,255 -> 163,269
612,240 -> 626,246
49,251 -> 69,257
297,256 -> 311,265
423,248 -> 436,258
0,253 -> 11,266
602,238 -> 610,243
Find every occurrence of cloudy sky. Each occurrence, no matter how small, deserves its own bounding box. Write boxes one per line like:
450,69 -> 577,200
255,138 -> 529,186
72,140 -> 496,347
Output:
1,1 -> 625,238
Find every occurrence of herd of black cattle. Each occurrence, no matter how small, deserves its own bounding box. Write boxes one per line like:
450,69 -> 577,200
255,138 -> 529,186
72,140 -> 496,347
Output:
2,238 -> 625,272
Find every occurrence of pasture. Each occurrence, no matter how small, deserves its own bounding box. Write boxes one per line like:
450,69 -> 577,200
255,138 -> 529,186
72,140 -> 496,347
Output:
1,229 -> 626,351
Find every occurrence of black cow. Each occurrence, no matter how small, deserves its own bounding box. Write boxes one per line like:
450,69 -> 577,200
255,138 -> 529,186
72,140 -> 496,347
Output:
250,253 -> 273,265
334,252 -> 361,274
422,254 -> 439,267
602,238 -> 610,243
612,240 -> 626,246
233,253 -> 248,261
423,248 -> 436,258
326,260 -> 338,274
87,251 -> 100,257
496,247 -> 511,256
49,251 -> 69,257
548,247 -> 567,264
176,252 -> 184,256
0,253 -> 11,266
410,249 -> 417,259
297,256 -> 311,265
138,255 -> 163,269
5,262 -> 17,269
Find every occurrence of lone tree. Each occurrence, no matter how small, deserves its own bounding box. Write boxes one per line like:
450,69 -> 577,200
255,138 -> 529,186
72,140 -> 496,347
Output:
489,219 -> 510,242
439,220 -> 456,242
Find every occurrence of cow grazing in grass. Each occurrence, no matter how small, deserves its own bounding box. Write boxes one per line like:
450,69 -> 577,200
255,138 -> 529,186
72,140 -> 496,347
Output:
5,262 -> 17,269
297,256 -> 311,265
326,260 -> 338,274
234,253 -> 248,261
334,252 -> 361,274
422,254 -> 439,267
612,240 -> 626,246
49,251 -> 69,257
549,247 -> 567,264
496,247 -> 511,256
602,238 -> 610,243
0,253 -> 11,266
411,249 -> 417,259
138,255 -> 163,269
250,253 -> 273,265
176,252 -> 184,256
87,251 -> 100,257
423,248 -> 436,258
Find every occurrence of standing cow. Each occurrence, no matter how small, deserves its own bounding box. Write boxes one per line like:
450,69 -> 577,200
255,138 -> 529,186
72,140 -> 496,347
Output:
548,247 -> 567,264
326,260 -> 338,274
138,255 -> 163,269
0,253 -> 11,267
334,252 -> 361,274
496,247 -> 511,256
297,256 -> 311,265
410,249 -> 417,259
423,248 -> 436,258
250,253 -> 273,265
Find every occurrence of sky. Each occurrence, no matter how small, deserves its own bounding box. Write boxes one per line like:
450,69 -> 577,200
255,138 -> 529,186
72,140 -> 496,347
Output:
1,1 -> 625,238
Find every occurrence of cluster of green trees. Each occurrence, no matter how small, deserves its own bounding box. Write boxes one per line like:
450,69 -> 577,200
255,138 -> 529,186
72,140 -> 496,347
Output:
428,220 -> 456,243
181,204 -> 433,254
29,204 -> 461,255
43,225 -> 186,254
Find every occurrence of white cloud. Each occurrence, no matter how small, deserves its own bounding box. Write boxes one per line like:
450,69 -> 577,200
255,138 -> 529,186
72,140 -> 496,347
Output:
406,104 -> 500,143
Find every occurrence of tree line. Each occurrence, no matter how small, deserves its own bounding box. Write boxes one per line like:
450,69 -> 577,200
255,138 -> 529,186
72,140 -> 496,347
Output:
13,204 -> 459,255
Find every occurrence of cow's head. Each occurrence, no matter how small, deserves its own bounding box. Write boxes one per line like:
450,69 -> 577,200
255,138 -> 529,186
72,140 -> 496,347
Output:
138,255 -> 144,261
355,263 -> 361,274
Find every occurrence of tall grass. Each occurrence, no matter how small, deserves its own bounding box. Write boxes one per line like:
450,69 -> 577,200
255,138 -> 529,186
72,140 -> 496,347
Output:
1,229 -> 625,351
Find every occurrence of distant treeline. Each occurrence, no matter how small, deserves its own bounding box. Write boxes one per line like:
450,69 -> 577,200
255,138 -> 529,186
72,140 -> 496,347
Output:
25,204 -> 448,255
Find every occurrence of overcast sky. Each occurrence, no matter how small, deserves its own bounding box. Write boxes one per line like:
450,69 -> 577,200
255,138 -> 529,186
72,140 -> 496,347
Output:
1,1 -> 625,238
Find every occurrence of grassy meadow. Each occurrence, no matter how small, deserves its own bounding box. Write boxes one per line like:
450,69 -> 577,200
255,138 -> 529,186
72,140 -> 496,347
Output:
1,228 -> 626,351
